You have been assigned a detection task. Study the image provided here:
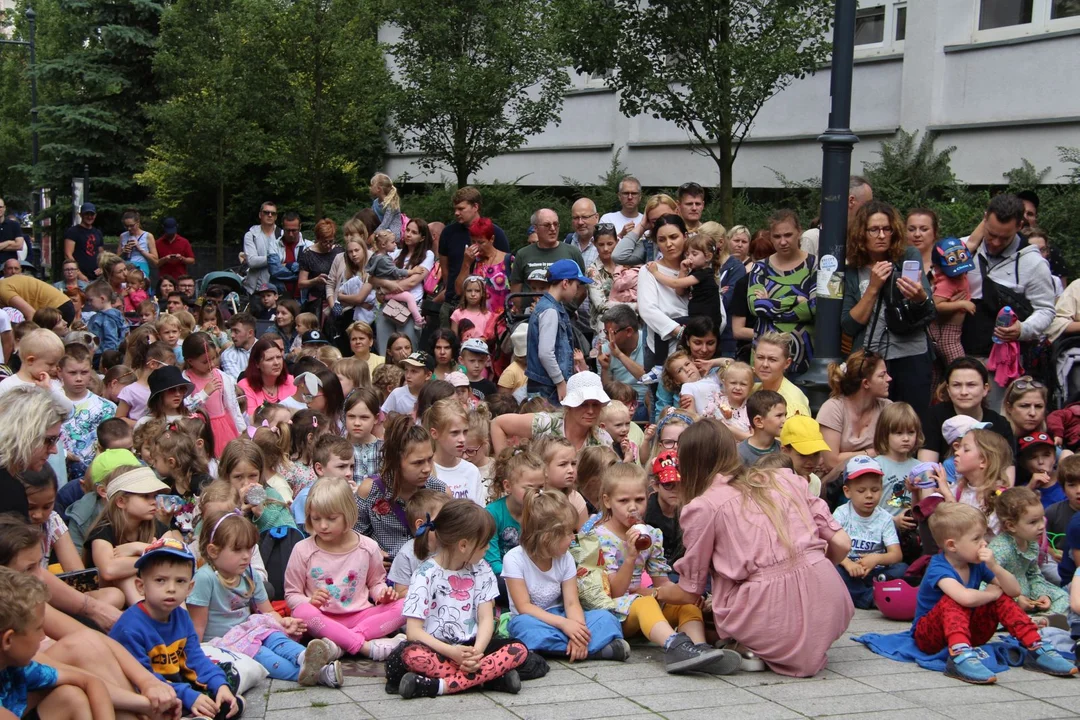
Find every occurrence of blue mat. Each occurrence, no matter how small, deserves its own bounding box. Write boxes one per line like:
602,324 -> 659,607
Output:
852,631 -> 1073,673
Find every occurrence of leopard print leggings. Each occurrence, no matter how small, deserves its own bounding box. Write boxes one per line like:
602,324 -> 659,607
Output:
385,638 -> 527,695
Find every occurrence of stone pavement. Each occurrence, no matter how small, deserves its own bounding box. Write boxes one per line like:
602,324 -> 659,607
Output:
241,610 -> 1080,720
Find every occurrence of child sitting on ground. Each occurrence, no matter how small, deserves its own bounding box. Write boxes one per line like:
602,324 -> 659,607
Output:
109,538 -> 241,717
912,503 -> 1075,684
644,451 -> 683,578
1046,455 -> 1080,555
59,343 -> 116,483
737,390 -> 786,467
988,487 -> 1069,616
778,415 -> 829,499
1018,432 -> 1066,508
388,490 -> 451,598
833,456 -> 906,609
484,448 -> 547,585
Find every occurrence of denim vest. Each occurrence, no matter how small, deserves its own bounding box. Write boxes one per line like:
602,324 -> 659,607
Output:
526,292 -> 574,387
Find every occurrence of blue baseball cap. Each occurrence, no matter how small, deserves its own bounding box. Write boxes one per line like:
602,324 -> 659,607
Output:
134,537 -> 195,571
80,202 -> 97,214
547,259 -> 592,284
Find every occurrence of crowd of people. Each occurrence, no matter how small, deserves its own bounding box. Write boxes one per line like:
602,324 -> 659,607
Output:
3,172 -> 1080,719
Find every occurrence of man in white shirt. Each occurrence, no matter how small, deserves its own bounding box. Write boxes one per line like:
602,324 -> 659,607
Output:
220,312 -> 257,378
600,176 -> 643,239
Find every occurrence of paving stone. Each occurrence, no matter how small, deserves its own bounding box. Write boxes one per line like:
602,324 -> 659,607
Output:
895,684 -> 1030,707
827,658 -> 926,678
600,673 -> 730,695
629,687 -> 763,711
854,669 -> 966,692
748,678 -> 877,702
821,710 -> 951,720
774,689 -> 919,717
265,706 -> 372,720
1043,695 -> 1080,714
1000,678 -> 1080,698
570,660 -> 671,684
937,700 -> 1078,720
509,699 -> 659,720
721,668 -> 845,688
361,693 -> 508,718
267,686 -> 354,710
662,704 -> 802,720
495,680 -> 618,706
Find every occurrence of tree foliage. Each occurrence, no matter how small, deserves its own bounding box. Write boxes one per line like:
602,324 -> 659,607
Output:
561,0 -> 833,225
387,0 -> 571,187
862,129 -> 960,212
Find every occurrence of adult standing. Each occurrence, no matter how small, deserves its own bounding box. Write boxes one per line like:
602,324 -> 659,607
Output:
155,218 -> 195,281
242,201 -> 283,294
676,182 -> 706,235
118,210 -> 157,277
800,175 -> 873,258
64,203 -> 104,283
905,208 -> 938,276
524,259 -> 590,403
917,357 -> 1015,462
961,194 -> 1056,408
372,218 -> 435,356
438,187 -> 510,328
748,210 -> 816,375
0,197 -> 26,266
816,349 -> 892,473
369,173 -> 403,240
727,226 -> 752,273
707,222 -> 746,357
510,209 -> 586,295
297,218 -> 343,318
237,337 -> 296,417
563,197 -> 600,270
455,217 -> 512,321
841,201 -> 935,421
600,175 -> 643,240
670,418 -> 854,677
637,214 -> 689,368
612,194 -> 679,267
490,371 -> 613,453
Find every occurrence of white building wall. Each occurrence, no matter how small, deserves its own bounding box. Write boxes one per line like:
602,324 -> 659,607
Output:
385,0 -> 1080,188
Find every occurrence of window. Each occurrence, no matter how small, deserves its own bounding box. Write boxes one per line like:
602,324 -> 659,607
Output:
979,0 -> 1033,29
1052,0 -> 1080,18
895,5 -> 907,41
855,5 -> 886,45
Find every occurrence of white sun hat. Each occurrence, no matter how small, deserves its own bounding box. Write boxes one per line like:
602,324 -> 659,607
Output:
561,371 -> 610,408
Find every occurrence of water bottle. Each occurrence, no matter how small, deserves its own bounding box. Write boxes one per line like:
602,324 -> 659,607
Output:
992,306 -> 1015,344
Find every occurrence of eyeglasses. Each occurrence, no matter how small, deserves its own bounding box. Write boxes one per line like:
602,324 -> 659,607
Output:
1012,377 -> 1046,392
572,213 -> 598,222
660,438 -> 680,449
866,226 -> 893,236
619,191 -> 640,197
43,434 -> 60,448
261,210 -> 278,216
538,221 -> 559,230
464,445 -> 482,457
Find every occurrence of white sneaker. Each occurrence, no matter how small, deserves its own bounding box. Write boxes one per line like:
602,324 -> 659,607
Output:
322,638 -> 345,662
318,660 -> 343,688
367,634 -> 406,661
639,367 -> 664,385
299,639 -> 333,686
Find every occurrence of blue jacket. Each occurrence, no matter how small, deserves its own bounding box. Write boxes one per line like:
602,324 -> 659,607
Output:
526,292 -> 574,387
87,308 -> 127,355
109,603 -> 228,712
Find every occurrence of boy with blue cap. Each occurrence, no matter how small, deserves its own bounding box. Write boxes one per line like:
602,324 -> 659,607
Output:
525,259 -> 591,404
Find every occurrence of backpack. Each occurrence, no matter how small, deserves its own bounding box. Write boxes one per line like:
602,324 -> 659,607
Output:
257,525 -> 305,602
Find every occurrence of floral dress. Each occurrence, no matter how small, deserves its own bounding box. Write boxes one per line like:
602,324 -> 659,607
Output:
586,261 -> 615,336
987,532 -> 1069,614
469,253 -> 513,334
584,519 -> 671,620
279,461 -> 317,497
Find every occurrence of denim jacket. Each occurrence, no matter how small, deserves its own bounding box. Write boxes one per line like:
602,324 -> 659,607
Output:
87,308 -> 127,356
526,292 -> 574,387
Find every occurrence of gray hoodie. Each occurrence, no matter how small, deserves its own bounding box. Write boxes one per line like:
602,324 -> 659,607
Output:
966,235 -> 1055,342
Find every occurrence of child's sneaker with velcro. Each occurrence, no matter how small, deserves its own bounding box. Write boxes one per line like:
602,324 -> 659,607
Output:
1024,641 -> 1078,678
945,644 -> 996,684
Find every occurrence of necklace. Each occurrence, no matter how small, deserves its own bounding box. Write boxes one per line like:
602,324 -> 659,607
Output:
263,383 -> 280,401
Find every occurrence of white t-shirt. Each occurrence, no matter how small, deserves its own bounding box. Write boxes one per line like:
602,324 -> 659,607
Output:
0,374 -> 74,413
680,376 -> 724,418
599,210 -> 642,234
0,312 -> 10,363
501,547 -> 576,614
435,459 -> 485,505
388,538 -> 421,586
403,557 -> 500,643
381,386 -> 417,416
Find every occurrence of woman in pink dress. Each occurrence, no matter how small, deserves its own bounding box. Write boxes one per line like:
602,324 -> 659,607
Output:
666,418 -> 854,677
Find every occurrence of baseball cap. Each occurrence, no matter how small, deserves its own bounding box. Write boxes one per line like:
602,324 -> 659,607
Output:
302,329 -> 329,345
445,371 -> 470,388
460,337 -> 489,356
80,202 -> 96,214
547,259 -> 592,284
652,450 -> 681,485
134,537 -> 195,572
844,455 -> 884,482
941,415 -> 991,445
1018,432 -> 1054,455
255,283 -> 277,294
561,371 -> 610,408
106,466 -> 170,500
511,323 -> 528,357
162,217 -> 178,233
401,351 -> 435,371
527,268 -> 550,283
779,416 -> 830,455
89,449 -> 141,486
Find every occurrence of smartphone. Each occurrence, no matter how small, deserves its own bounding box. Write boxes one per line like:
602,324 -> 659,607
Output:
901,260 -> 921,284
58,568 -> 100,593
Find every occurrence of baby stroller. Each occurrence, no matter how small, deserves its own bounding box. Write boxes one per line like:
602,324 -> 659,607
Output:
199,270 -> 247,316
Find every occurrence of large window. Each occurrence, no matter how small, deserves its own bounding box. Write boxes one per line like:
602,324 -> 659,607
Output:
854,1 -> 906,50
855,5 -> 885,45
977,0 -> 1080,34
979,0 -> 1033,29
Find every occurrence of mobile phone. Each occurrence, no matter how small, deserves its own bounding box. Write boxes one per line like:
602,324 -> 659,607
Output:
901,260 -> 921,284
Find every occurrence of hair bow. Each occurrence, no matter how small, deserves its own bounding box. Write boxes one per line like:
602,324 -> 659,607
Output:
414,513 -> 436,538
839,362 -> 848,375
246,419 -> 271,439
312,416 -> 319,429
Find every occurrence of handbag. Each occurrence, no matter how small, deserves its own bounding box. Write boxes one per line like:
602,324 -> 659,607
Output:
881,267 -> 935,335
383,299 -> 412,325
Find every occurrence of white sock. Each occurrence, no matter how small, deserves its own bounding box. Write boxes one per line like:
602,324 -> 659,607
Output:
437,679 -> 447,696
297,651 -> 306,667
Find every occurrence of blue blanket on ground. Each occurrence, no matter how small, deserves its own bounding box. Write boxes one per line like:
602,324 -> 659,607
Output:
853,631 -> 1073,673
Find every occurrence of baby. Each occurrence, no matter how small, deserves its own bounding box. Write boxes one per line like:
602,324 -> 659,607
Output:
930,237 -> 975,363
356,230 -> 426,327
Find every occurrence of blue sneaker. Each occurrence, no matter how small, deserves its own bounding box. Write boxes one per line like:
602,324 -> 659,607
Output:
1024,641 -> 1078,678
945,645 -> 996,684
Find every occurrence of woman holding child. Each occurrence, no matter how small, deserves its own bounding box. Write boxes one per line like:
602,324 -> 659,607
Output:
656,418 -> 853,677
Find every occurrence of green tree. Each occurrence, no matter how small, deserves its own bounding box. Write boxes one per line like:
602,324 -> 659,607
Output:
0,10 -> 33,207
862,129 -> 960,211
561,0 -> 833,225
386,0 -> 571,187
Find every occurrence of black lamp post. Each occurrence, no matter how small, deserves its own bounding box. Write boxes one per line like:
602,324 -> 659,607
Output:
1,8 -> 40,266
795,0 -> 859,412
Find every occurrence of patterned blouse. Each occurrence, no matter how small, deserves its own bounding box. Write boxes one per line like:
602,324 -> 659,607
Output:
531,412 -> 613,450
987,532 -> 1069,614
279,461 -> 317,497
584,518 -> 671,619
355,475 -> 448,559
747,255 -> 818,375
352,440 -> 384,484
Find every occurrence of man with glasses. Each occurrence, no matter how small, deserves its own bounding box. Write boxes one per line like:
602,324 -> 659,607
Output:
510,208 -> 587,301
63,202 -> 104,283
598,304 -> 647,421
563,198 -> 601,324
962,193 -> 1056,407
600,176 -> 643,239
0,198 -> 26,268
676,182 -> 706,234
242,201 -> 282,293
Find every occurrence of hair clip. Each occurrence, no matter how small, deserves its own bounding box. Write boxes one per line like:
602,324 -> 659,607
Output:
209,509 -> 244,545
187,413 -> 199,420
414,513 -> 436,537
311,416 -> 319,429
839,362 -> 848,374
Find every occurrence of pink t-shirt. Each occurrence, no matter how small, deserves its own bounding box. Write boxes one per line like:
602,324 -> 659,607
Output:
238,375 -> 296,417
283,531 -> 389,615
451,307 -> 496,341
932,272 -> 969,301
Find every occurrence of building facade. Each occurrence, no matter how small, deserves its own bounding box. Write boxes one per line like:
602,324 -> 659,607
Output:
385,0 -> 1080,188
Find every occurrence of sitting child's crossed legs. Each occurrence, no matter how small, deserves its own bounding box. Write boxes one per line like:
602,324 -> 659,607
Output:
292,599 -> 406,656
389,638 -> 527,694
622,596 -> 705,644
913,594 -> 1041,653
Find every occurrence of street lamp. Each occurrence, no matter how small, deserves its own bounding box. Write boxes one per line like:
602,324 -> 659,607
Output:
0,8 -> 40,266
795,0 -> 859,412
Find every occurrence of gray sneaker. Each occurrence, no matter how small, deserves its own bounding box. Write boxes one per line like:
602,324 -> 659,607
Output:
663,632 -> 732,674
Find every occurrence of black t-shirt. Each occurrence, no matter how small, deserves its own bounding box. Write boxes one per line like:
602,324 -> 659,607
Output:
470,379 -> 498,400
922,401 -> 1016,457
63,224 -> 105,278
0,219 -> 26,265
730,273 -> 750,320
439,222 -> 510,306
0,467 -> 30,520
688,268 -> 721,322
84,519 -> 169,564
298,246 -> 343,304
644,493 -> 682,565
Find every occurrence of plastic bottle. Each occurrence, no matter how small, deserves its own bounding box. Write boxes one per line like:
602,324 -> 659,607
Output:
992,305 -> 1015,344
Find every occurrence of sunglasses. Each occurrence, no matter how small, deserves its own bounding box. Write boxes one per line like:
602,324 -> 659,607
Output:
1011,377 -> 1046,392
595,222 -> 616,233
43,434 -> 60,448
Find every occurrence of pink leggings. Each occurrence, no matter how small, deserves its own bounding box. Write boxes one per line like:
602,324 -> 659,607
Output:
291,599 -> 406,655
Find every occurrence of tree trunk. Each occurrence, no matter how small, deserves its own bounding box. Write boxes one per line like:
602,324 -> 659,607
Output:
216,179 -> 225,267
456,167 -> 470,187
718,133 -> 734,227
